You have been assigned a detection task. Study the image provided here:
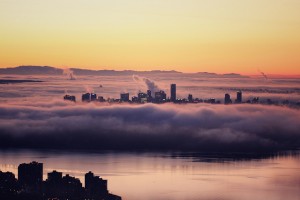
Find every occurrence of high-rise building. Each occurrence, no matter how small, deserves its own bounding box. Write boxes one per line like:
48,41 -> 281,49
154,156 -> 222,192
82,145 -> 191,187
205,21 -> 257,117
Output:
170,84 -> 176,102
131,96 -> 138,103
138,92 -> 147,103
224,93 -> 232,104
82,93 -> 91,102
61,174 -> 83,198
188,94 -> 193,102
64,95 -> 76,102
0,171 -> 18,193
155,90 -> 167,102
85,171 -> 108,198
91,93 -> 97,101
47,170 -> 62,183
44,170 -> 63,199
147,90 -> 152,102
18,161 -> 43,191
98,96 -> 105,102
236,91 -> 242,103
120,93 -> 129,102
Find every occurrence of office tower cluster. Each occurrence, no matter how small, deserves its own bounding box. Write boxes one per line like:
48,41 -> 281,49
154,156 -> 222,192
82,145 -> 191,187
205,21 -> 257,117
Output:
0,161 -> 121,200
63,83 -> 299,107
64,94 -> 76,102
82,93 -> 98,102
67,84 -> 245,105
63,84 -> 247,105
64,84 -> 176,104
224,90 -> 243,104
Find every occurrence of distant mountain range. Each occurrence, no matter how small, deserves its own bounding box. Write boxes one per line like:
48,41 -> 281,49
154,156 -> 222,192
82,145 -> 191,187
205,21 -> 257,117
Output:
0,66 -> 249,78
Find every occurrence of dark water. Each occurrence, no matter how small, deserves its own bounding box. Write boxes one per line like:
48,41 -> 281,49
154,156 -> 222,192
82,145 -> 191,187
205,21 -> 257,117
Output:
0,151 -> 299,200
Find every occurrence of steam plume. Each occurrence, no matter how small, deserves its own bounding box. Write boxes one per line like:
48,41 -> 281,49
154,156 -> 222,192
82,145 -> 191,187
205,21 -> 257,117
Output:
132,75 -> 160,92
63,68 -> 76,80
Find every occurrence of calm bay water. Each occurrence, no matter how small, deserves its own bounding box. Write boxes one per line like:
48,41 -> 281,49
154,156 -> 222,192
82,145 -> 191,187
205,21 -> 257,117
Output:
0,151 -> 299,200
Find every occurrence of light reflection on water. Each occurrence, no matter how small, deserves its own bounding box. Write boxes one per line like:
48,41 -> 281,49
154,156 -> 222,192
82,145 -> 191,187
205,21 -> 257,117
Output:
0,150 -> 299,200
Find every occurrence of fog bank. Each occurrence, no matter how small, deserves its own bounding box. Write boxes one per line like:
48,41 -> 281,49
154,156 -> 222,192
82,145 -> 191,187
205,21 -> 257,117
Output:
0,103 -> 299,152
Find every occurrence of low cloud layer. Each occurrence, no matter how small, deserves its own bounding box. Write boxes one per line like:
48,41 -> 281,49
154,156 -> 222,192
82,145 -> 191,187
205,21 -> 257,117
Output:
0,102 -> 299,152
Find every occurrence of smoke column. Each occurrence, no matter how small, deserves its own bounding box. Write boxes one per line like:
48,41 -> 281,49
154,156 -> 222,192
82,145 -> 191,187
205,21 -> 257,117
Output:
63,68 -> 76,80
132,75 -> 160,92
258,69 -> 268,80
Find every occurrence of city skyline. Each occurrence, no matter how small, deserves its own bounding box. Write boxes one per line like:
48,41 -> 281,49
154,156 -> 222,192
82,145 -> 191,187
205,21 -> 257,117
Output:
1,1 -> 300,199
64,85 -> 299,108
0,161 -> 121,200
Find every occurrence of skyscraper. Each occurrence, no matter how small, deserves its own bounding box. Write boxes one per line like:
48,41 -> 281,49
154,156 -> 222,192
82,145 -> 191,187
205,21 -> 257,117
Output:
64,95 -> 76,102
91,93 -> 97,101
85,171 -> 108,198
188,94 -> 193,102
147,90 -> 152,102
120,93 -> 129,102
47,170 -> 62,183
236,90 -> 242,103
82,93 -> 91,102
18,161 -> 43,192
170,84 -> 176,102
224,93 -> 232,104
138,92 -> 147,103
155,91 -> 167,102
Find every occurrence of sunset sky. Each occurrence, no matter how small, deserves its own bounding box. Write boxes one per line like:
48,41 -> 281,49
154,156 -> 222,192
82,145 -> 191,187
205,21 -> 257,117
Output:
1,0 -> 300,74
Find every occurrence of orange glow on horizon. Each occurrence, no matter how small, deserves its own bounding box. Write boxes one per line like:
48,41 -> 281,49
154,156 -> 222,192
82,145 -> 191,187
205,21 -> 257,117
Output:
1,0 -> 300,75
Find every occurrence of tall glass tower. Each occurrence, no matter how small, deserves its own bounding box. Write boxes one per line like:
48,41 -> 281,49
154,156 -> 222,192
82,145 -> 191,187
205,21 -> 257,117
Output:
170,84 -> 176,102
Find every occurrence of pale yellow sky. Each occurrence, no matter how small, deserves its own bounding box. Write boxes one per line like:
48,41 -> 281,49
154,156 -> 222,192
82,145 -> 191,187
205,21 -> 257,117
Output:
0,0 -> 300,74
